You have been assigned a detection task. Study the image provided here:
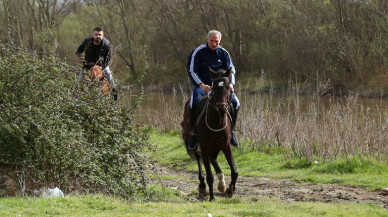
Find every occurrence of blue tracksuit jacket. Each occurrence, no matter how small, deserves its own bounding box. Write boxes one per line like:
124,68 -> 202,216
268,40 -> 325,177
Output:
187,43 -> 236,87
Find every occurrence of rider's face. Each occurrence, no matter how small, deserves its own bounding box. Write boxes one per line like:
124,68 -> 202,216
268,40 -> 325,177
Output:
207,33 -> 221,51
93,30 -> 104,44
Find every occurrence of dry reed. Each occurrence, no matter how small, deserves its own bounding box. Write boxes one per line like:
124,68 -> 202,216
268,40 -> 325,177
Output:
134,90 -> 388,162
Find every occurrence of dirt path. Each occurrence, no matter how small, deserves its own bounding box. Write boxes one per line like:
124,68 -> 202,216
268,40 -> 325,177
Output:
148,163 -> 388,209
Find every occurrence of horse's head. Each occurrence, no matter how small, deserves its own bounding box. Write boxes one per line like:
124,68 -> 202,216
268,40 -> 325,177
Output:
89,65 -> 104,81
209,67 -> 233,112
89,65 -> 110,94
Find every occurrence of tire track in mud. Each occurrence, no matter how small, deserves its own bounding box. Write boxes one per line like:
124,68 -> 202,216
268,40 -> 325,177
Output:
147,163 -> 388,209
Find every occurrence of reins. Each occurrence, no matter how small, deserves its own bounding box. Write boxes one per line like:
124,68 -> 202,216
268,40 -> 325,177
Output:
205,90 -> 231,132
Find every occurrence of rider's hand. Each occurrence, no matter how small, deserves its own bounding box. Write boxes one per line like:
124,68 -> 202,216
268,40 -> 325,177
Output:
200,83 -> 211,92
229,83 -> 234,92
76,53 -> 83,62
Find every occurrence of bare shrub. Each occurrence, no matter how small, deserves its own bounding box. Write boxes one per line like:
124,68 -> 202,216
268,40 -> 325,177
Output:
239,93 -> 388,162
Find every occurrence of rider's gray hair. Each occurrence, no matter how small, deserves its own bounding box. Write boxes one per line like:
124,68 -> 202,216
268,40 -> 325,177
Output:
207,30 -> 222,40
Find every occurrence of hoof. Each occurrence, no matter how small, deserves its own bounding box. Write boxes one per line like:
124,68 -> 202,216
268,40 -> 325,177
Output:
209,197 -> 215,202
199,186 -> 209,197
226,186 -> 235,197
218,185 -> 227,193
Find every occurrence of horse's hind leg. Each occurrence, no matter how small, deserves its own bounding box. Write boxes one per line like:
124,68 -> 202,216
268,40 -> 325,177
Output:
202,153 -> 215,201
195,153 -> 207,197
210,151 -> 226,193
223,146 -> 238,196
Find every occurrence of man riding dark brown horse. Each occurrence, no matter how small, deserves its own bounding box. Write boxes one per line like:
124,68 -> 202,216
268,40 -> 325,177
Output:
181,67 -> 238,201
187,30 -> 240,149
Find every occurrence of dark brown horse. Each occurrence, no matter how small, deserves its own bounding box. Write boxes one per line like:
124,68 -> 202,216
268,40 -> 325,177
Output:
181,68 -> 238,201
89,65 -> 110,95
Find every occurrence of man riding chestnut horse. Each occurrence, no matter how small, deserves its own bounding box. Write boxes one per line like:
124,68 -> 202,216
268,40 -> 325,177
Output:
76,27 -> 118,100
187,30 -> 240,149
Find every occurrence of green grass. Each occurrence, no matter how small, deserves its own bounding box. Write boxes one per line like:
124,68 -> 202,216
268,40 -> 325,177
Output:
148,130 -> 388,191
0,194 -> 386,217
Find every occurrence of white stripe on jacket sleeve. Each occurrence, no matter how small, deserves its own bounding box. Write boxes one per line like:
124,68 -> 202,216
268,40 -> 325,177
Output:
189,44 -> 206,85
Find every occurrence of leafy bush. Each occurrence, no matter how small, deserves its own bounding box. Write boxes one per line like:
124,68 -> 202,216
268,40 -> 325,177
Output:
0,45 -> 149,199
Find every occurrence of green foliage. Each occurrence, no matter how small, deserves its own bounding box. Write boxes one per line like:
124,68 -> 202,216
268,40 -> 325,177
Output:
0,45 -> 150,199
282,159 -> 312,170
312,157 -> 388,175
145,185 -> 185,202
217,197 -> 242,204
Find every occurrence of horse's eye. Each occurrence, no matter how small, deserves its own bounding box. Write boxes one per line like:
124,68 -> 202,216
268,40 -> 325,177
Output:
217,81 -> 224,87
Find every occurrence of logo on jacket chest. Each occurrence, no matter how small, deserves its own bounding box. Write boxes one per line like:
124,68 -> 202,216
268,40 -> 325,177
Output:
202,59 -> 222,66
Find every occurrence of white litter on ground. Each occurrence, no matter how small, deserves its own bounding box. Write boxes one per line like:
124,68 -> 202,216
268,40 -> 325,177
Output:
41,187 -> 64,198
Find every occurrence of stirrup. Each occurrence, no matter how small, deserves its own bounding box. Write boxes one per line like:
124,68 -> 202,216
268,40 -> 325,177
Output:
187,132 -> 197,149
231,131 -> 239,147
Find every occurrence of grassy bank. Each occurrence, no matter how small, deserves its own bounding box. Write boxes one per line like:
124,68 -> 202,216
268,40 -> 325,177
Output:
1,194 -> 386,217
147,130 -> 388,191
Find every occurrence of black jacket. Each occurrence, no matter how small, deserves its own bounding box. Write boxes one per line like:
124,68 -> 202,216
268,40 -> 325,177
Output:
76,37 -> 111,70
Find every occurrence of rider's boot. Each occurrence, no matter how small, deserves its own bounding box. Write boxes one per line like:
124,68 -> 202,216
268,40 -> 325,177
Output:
231,108 -> 240,147
104,66 -> 118,101
187,107 -> 197,149
112,88 -> 118,101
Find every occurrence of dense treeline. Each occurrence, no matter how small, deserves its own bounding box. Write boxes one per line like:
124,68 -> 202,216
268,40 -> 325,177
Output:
1,0 -> 387,95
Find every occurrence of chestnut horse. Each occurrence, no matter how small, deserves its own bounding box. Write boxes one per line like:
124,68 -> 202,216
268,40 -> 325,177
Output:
181,68 -> 238,201
89,65 -> 110,95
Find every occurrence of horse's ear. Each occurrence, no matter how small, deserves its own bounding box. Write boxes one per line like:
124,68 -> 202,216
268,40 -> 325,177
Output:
209,67 -> 217,77
224,68 -> 233,78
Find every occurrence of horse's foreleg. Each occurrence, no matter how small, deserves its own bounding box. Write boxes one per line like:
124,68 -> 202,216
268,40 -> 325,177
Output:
202,154 -> 215,201
223,147 -> 238,196
195,153 -> 207,196
210,151 -> 226,193
210,150 -> 222,174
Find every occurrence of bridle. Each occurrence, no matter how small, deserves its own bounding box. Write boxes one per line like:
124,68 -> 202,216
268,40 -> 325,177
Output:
204,81 -> 232,132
